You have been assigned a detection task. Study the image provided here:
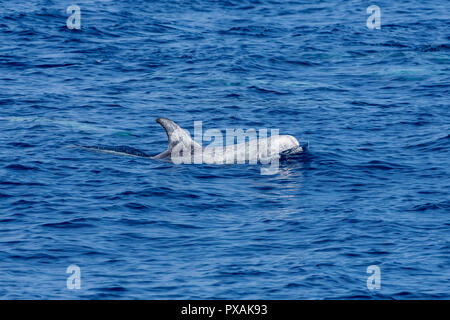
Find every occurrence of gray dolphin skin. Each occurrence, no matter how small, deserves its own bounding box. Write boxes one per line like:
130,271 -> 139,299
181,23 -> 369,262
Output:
152,118 -> 202,160
80,118 -> 303,163
153,118 -> 303,164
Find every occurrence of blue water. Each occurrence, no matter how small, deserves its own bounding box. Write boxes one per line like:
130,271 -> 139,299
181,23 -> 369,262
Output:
0,0 -> 449,299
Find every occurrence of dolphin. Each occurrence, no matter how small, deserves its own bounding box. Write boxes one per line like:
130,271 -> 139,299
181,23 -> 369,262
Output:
80,118 -> 303,165
153,118 -> 303,164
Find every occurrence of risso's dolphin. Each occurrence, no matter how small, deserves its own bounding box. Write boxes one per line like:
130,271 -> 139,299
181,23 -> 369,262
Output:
80,118 -> 303,166
153,118 -> 303,165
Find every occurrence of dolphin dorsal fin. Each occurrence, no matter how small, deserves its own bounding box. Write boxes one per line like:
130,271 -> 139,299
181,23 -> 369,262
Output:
156,117 -> 201,149
157,118 -> 183,145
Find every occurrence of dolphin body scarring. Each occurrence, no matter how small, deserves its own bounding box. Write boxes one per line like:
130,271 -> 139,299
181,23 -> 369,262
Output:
153,118 -> 303,164
81,118 -> 303,165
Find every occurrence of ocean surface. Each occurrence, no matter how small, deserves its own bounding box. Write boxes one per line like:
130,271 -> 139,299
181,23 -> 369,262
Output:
0,0 -> 449,299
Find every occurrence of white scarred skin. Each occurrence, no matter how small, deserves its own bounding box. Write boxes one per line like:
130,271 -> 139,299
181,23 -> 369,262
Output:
201,135 -> 301,165
154,118 -> 302,165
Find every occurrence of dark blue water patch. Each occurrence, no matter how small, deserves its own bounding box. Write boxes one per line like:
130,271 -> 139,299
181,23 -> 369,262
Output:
98,286 -> 128,293
0,193 -> 12,200
409,201 -> 450,212
7,142 -> 35,148
41,220 -> 96,229
4,164 -> 40,171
